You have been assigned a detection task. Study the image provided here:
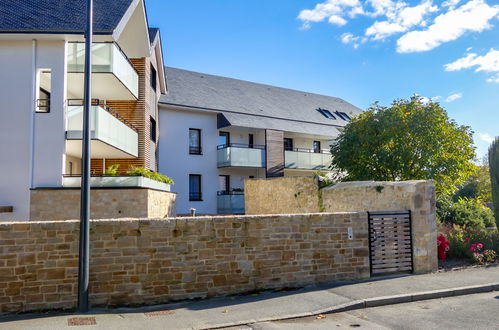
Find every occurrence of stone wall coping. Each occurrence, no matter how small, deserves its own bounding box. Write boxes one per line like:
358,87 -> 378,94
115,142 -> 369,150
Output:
30,187 -> 177,195
0,211 -> 367,226
324,180 -> 433,190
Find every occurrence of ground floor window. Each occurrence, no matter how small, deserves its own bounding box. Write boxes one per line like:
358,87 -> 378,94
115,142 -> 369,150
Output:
189,174 -> 202,201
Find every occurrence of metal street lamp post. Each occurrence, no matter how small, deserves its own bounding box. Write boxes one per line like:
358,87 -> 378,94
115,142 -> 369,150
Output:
77,0 -> 93,313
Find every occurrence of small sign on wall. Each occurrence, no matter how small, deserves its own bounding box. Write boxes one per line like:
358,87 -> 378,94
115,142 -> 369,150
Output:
348,227 -> 353,240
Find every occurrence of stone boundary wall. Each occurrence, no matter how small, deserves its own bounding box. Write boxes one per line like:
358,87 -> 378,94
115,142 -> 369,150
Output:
29,188 -> 176,221
244,178 -> 437,273
322,181 -> 437,273
245,177 -> 319,215
0,213 -> 369,314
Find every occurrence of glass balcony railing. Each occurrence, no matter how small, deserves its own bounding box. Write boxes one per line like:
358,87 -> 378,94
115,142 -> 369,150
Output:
217,144 -> 266,168
66,101 -> 139,157
285,149 -> 331,170
67,42 -> 139,98
217,192 -> 245,214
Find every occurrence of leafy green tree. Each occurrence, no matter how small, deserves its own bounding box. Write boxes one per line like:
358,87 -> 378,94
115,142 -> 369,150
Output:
455,162 -> 492,203
330,96 -> 476,194
489,137 -> 499,227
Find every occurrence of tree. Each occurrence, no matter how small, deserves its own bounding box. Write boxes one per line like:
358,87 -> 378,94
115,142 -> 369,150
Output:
330,96 -> 476,195
489,137 -> 499,227
454,161 -> 492,203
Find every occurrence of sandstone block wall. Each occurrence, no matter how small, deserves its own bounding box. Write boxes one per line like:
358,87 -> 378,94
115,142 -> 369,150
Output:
245,177 -> 319,215
29,188 -> 176,221
244,178 -> 437,274
0,213 -> 369,313
322,181 -> 437,273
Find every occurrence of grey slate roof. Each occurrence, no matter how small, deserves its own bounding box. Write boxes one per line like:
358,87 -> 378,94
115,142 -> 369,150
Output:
160,67 -> 363,138
148,27 -> 159,45
0,0 -> 134,34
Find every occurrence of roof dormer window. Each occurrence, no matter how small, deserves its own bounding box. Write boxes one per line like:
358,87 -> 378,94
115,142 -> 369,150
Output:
335,111 -> 351,121
317,108 -> 336,120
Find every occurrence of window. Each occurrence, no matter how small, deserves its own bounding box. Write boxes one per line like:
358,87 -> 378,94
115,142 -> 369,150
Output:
335,111 -> 351,121
218,175 -> 230,194
316,108 -> 336,120
150,64 -> 157,92
189,174 -> 202,201
36,70 -> 51,113
219,131 -> 230,147
313,141 -> 321,153
189,129 -> 202,155
249,134 -> 254,148
284,138 -> 294,151
150,117 -> 157,142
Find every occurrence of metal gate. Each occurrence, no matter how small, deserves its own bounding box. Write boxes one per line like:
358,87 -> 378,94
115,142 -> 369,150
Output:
368,210 -> 413,276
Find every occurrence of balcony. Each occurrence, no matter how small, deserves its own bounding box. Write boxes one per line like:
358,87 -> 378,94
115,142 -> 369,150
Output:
65,100 -> 139,158
285,149 -> 331,170
67,42 -> 139,100
217,191 -> 245,214
217,144 -> 266,168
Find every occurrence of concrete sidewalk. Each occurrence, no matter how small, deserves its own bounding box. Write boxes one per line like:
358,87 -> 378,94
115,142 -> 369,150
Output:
1,265 -> 498,330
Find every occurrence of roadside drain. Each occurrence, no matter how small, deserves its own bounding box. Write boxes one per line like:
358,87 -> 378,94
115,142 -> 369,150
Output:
144,310 -> 175,317
67,317 -> 97,326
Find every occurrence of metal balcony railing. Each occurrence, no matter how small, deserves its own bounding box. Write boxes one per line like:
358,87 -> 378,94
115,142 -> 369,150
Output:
285,148 -> 331,170
217,144 -> 266,168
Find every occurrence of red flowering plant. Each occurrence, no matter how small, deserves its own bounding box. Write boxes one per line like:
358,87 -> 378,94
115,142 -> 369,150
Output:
437,235 -> 450,260
468,241 -> 497,265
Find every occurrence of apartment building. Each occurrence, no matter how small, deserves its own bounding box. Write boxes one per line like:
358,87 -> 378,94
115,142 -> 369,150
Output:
158,67 -> 362,215
0,0 -> 167,221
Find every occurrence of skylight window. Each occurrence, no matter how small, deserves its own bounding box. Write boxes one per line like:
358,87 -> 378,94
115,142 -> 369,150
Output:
335,111 -> 351,121
317,108 -> 336,120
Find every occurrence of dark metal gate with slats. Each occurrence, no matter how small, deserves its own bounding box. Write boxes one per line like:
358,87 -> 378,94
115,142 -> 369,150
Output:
368,210 -> 414,276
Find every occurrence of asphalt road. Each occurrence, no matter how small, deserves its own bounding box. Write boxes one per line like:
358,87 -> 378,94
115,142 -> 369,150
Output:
239,291 -> 499,330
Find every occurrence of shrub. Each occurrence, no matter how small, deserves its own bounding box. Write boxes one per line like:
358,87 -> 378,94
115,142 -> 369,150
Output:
490,137 -> 499,228
126,167 -> 174,184
105,164 -> 120,176
439,197 -> 495,229
446,226 -> 499,262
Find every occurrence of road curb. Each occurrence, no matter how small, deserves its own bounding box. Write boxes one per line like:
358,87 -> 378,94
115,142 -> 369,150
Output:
206,282 -> 499,329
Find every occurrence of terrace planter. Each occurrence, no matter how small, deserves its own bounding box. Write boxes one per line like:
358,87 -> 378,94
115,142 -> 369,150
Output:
63,176 -> 171,192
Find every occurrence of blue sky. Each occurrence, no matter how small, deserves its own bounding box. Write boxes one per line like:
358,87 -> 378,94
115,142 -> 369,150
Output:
147,0 -> 498,160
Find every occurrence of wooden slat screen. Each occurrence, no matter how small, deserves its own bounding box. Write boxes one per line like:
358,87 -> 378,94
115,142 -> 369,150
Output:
90,57 -> 158,175
368,210 -> 413,275
265,129 -> 284,178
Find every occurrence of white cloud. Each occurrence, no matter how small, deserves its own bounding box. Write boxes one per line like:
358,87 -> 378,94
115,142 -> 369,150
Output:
445,48 -> 499,72
396,0 -> 499,53
299,0 -> 499,52
445,48 -> 499,82
486,73 -> 499,82
442,0 -> 461,9
445,92 -> 462,102
366,1 -> 438,40
298,0 -> 363,28
479,133 -> 494,144
340,32 -> 366,48
418,95 -> 441,103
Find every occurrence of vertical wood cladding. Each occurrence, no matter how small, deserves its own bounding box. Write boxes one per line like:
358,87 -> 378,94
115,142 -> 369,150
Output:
90,57 -> 159,175
265,129 -> 284,178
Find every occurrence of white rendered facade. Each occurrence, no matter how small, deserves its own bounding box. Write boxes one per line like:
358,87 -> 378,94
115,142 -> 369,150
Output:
0,1 -> 166,221
158,105 -> 335,215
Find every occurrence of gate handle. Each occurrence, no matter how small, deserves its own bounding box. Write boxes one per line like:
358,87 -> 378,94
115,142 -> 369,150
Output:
372,230 -> 377,242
